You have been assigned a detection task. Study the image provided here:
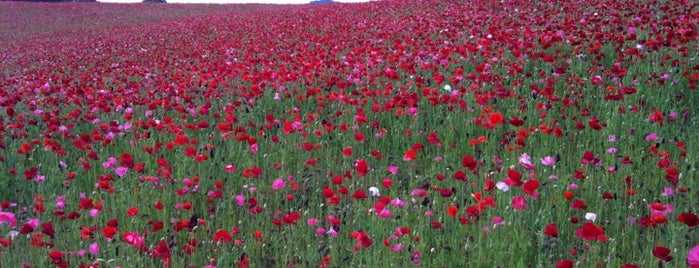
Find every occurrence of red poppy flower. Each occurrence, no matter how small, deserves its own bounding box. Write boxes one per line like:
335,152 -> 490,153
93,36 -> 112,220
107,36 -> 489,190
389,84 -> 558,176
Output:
354,159 -> 369,176
452,170 -> 467,182
447,205 -> 458,218
213,229 -> 232,243
505,169 -> 522,186
352,189 -> 368,199
556,260 -> 573,268
126,207 -> 138,217
570,199 -> 587,210
652,245 -> 673,262
120,152 -> 134,168
427,132 -> 442,146
403,149 -> 416,161
41,222 -> 55,239
349,230 -> 372,249
544,223 -> 559,237
523,180 -> 540,196
342,147 -> 353,157
17,142 -> 33,154
576,222 -> 606,242
152,240 -> 171,259
487,112 -> 504,126
677,212 -> 698,228
462,155 -> 479,173
48,250 -> 64,264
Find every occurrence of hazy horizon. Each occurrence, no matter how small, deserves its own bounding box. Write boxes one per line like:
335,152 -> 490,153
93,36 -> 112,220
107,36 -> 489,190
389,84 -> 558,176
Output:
97,0 -> 374,4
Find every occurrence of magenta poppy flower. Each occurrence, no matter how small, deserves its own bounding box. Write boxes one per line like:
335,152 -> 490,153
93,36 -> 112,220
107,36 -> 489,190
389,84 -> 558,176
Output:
386,165 -> 398,175
89,242 -> 100,255
0,212 -> 16,227
646,133 -> 659,141
511,196 -> 527,210
271,178 -> 286,190
688,244 -> 699,266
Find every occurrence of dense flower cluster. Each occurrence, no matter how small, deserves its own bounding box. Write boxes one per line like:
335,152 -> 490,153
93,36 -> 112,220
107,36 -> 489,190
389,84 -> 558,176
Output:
0,0 -> 696,267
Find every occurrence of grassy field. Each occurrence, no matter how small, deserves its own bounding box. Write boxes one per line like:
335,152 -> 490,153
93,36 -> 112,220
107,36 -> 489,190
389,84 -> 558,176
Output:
0,0 -> 697,267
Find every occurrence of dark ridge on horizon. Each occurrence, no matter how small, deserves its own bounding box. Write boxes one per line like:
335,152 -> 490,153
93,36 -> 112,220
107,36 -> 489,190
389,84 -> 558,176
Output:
6,0 -> 98,2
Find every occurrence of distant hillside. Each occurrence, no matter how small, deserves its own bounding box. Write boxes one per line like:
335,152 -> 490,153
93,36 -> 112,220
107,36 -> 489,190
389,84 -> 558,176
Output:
11,0 -> 97,2
10,0 -> 97,3
309,0 -> 335,4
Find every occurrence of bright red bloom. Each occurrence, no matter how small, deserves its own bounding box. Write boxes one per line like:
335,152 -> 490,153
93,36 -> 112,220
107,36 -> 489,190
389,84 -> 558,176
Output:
349,230 -> 372,249
556,260 -> 573,268
282,212 -> 301,225
18,142 -> 34,154
341,147 -> 353,157
544,223 -> 559,238
238,254 -> 250,268
462,155 -> 479,173
403,149 -> 416,161
126,207 -> 138,217
523,180 -> 540,196
352,189 -> 368,199
213,229 -> 232,243
48,250 -> 65,265
452,170 -> 467,182
427,132 -> 441,146
576,222 -> 606,242
353,132 -> 366,142
505,169 -> 522,186
447,205 -> 458,218
253,230 -> 263,243
665,167 -> 679,186
563,191 -> 574,200
570,199 -> 587,210
242,165 -> 262,178
487,112 -> 504,126
152,240 -> 171,260
354,159 -> 369,176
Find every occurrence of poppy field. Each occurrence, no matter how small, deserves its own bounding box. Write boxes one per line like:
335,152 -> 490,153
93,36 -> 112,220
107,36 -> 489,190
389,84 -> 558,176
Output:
0,0 -> 698,267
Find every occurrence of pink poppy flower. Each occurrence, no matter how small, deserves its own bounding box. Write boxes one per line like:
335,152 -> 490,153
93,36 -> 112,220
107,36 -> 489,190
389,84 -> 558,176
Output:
122,231 -> 145,247
386,165 -> 398,175
518,153 -> 536,170
89,243 -> 100,255
115,167 -> 128,178
540,156 -> 556,166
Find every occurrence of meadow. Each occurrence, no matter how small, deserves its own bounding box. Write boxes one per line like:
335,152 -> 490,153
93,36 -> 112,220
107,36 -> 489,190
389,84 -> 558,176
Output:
0,0 -> 697,267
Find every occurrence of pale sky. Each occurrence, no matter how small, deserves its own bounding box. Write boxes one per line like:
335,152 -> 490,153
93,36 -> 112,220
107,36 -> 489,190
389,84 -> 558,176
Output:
98,0 -> 372,4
